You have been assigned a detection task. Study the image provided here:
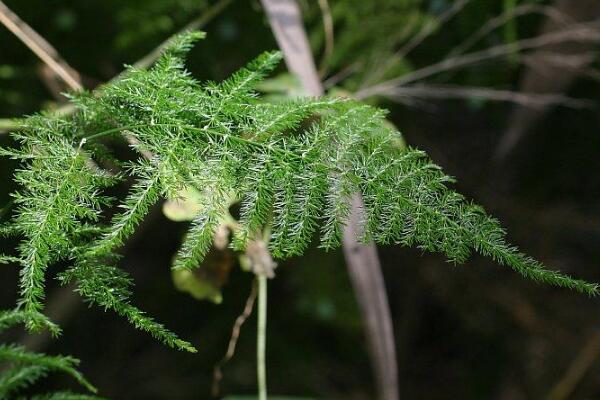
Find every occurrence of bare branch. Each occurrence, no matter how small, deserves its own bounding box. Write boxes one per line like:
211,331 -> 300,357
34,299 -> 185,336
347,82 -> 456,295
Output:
360,0 -> 470,89
317,0 -> 334,77
448,4 -> 574,57
342,194 -> 400,400
546,330 -> 600,400
494,0 -> 600,162
0,119 -> 18,132
260,0 -> 323,96
396,0 -> 471,59
379,84 -> 594,109
212,281 -> 258,398
323,62 -> 361,89
356,21 -> 600,99
521,51 -> 600,81
0,0 -> 82,91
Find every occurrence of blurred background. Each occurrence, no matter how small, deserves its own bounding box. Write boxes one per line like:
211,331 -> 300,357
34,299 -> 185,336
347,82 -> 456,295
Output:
0,0 -> 599,399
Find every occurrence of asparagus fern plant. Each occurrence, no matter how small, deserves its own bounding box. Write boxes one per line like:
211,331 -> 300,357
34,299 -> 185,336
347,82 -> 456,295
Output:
0,32 -> 596,361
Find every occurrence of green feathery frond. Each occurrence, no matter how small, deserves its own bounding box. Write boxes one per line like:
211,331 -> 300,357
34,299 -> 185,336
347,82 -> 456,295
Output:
86,162 -> 161,258
0,309 -> 61,337
172,188 -> 229,271
0,344 -> 96,394
1,118 -> 115,328
162,30 -> 206,59
0,363 -> 49,398
0,309 -> 96,399
205,51 -> 283,122
57,263 -> 196,353
0,255 -> 22,265
0,306 -> 101,399
0,31 -> 596,365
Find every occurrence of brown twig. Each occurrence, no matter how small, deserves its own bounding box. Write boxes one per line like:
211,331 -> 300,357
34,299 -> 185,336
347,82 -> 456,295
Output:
259,0 -> 323,96
377,84 -> 593,109
317,0 -> 334,78
211,280 -> 258,398
520,51 -> 597,76
448,4 -> 574,57
356,21 -> 600,99
493,0 -> 600,162
341,196 -> 400,400
360,1 -> 470,90
323,62 -> 361,89
546,330 -> 600,400
396,0 -> 471,60
0,0 -> 82,92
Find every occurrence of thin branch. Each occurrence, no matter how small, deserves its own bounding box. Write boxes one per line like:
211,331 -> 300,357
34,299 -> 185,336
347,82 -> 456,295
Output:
356,21 -> 600,99
342,194 -> 400,400
448,4 -> 574,57
317,0 -> 334,77
0,119 -> 19,133
323,62 -> 361,89
212,280 -> 258,398
378,84 -> 594,109
0,0 -> 82,91
546,330 -> 600,400
396,0 -> 471,60
521,52 -> 600,81
360,1 -> 470,90
260,0 -> 323,96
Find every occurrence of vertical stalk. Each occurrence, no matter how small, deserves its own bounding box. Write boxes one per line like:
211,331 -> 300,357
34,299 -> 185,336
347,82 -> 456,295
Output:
257,274 -> 268,400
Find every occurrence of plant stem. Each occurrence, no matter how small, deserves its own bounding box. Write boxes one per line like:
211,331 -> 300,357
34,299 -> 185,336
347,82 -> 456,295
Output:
0,0 -> 83,91
257,274 -> 268,400
0,119 -> 19,133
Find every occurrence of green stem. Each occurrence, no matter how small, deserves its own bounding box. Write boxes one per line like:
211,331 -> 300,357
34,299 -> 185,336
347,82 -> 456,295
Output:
0,118 -> 20,132
257,274 -> 268,400
81,122 -> 304,162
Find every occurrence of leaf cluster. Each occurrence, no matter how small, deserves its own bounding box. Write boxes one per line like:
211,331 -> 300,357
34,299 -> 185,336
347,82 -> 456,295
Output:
0,32 -> 596,356
0,310 -> 103,400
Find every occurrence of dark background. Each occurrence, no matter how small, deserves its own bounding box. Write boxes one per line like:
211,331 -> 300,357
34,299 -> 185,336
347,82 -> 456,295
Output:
0,1 -> 599,399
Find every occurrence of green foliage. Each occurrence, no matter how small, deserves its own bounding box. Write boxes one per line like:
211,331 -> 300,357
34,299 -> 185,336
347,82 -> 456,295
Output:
0,310 -> 61,337
57,264 -> 197,353
0,310 -> 102,400
0,32 -> 596,359
0,124 -> 115,328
